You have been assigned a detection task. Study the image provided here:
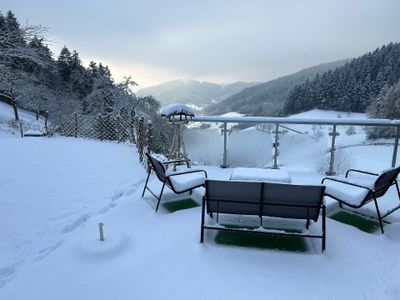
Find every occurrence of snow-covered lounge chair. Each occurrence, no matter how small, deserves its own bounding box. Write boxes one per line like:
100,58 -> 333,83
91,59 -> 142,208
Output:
201,180 -> 326,252
322,167 -> 400,233
142,153 -> 207,212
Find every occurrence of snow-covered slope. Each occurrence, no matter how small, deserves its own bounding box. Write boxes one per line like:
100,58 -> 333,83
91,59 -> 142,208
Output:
0,101 -> 45,138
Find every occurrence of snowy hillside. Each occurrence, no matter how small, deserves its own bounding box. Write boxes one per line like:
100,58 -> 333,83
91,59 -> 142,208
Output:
136,79 -> 257,107
0,101 -> 46,138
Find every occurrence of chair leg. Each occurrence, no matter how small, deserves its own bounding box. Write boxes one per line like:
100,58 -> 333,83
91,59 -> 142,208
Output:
200,197 -> 206,243
155,182 -> 166,212
322,205 -> 326,252
373,195 -> 384,234
395,181 -> 400,202
189,189 -> 192,195
306,218 -> 310,230
141,169 -> 151,197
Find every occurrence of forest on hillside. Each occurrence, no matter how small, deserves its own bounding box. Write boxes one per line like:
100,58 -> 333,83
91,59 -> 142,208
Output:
205,60 -> 348,116
0,11 -> 161,119
284,43 -> 400,116
0,10 -> 172,148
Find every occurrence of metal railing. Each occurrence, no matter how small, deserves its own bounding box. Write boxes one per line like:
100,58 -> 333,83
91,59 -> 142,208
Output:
189,115 -> 400,174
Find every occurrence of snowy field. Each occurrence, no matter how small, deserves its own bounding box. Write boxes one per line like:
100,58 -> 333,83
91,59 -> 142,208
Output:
0,135 -> 400,300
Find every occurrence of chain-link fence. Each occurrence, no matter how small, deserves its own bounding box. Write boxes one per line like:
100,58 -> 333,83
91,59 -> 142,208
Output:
51,112 -> 160,168
53,113 -> 135,143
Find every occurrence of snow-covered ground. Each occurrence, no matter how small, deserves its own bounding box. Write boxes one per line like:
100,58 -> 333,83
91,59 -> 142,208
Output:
0,135 -> 399,300
0,108 -> 399,299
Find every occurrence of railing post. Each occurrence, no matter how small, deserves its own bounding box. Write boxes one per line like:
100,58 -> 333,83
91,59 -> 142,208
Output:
273,124 -> 279,169
221,122 -> 228,168
327,124 -> 338,175
392,126 -> 400,168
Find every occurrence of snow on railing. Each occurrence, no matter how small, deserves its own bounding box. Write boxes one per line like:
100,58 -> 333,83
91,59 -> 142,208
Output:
192,115 -> 400,127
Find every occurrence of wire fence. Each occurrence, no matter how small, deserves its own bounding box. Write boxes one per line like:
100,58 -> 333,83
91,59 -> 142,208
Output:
51,112 -> 155,166
53,113 -> 135,143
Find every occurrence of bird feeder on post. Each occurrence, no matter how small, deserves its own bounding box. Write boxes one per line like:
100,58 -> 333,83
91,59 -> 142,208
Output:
161,103 -> 194,171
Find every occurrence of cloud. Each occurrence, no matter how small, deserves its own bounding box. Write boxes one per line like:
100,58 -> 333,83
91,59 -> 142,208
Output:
3,0 -> 400,86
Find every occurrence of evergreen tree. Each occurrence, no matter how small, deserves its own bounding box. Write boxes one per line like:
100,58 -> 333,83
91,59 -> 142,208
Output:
57,46 -> 72,81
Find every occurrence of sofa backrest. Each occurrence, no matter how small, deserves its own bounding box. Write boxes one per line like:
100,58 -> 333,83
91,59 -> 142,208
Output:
262,183 -> 325,222
205,180 -> 262,215
205,180 -> 325,222
374,166 -> 400,198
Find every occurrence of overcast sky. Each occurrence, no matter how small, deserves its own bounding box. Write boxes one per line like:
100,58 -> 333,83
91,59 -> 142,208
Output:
3,0 -> 400,88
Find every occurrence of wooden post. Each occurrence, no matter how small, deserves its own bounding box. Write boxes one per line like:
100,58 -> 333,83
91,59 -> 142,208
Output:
11,100 -> 19,121
98,223 -> 104,241
19,121 -> 24,138
44,111 -> 49,135
130,109 -> 136,144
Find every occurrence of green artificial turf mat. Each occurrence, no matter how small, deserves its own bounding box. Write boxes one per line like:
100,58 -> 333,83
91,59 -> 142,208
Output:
214,225 -> 308,252
329,211 -> 381,233
163,198 -> 199,212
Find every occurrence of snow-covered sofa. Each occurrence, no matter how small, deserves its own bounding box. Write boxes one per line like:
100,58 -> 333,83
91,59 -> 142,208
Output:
200,180 -> 326,252
322,166 -> 400,234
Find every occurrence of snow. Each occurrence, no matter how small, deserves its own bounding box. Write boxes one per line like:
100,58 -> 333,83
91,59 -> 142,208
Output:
0,137 -> 145,289
161,103 -> 194,117
166,170 -> 206,192
324,180 -> 371,206
1,109 -> 400,300
230,167 -> 291,183
0,101 -> 46,138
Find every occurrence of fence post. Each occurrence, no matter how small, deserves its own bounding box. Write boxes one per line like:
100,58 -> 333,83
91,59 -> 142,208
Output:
116,115 -> 121,143
221,122 -> 228,168
19,121 -> 24,138
11,99 -> 19,121
327,124 -> 338,175
44,111 -> 49,135
129,110 -> 135,144
392,126 -> 400,168
137,117 -> 145,164
272,124 -> 280,169
74,112 -> 78,138
146,120 -> 153,171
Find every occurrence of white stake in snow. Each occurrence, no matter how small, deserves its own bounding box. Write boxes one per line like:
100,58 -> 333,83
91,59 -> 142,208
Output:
99,223 -> 105,241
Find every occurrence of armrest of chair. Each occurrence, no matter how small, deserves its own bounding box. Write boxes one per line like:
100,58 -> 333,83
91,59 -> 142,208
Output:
345,169 -> 379,178
321,177 -> 373,192
163,159 -> 191,165
167,169 -> 208,179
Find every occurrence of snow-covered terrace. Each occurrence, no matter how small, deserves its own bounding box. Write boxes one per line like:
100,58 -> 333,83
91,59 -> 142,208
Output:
1,109 -> 400,299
